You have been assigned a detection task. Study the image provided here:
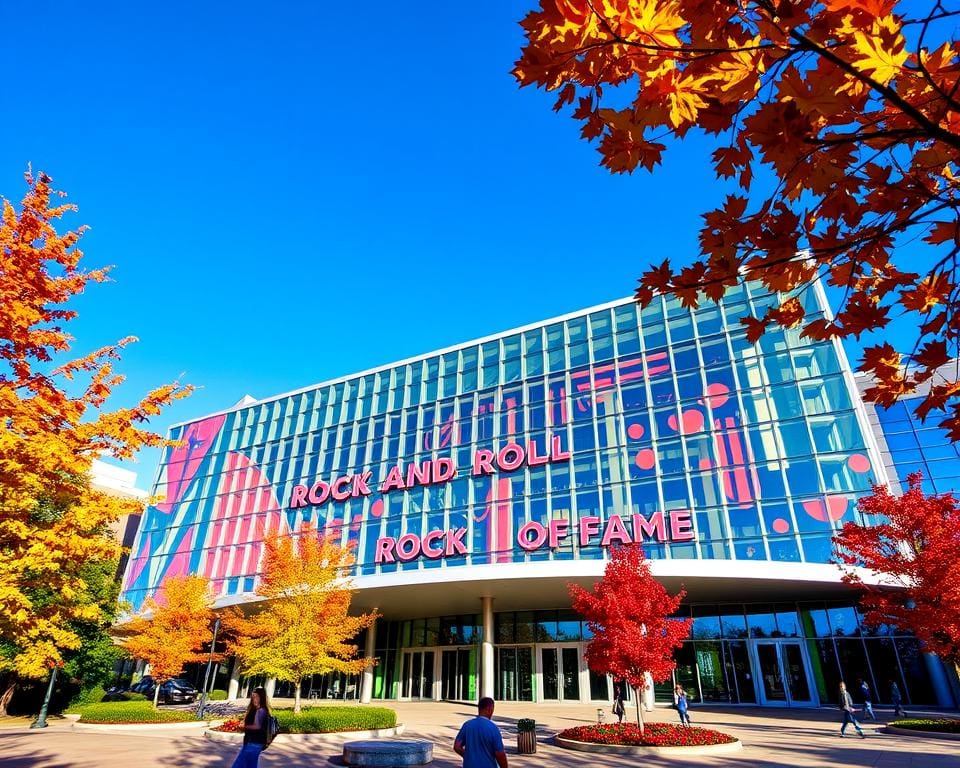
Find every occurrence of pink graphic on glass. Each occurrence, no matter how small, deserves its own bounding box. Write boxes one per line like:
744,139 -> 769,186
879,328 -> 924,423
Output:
156,414 -> 226,513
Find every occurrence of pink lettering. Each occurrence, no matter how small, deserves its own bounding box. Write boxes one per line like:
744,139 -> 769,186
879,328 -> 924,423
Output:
406,460 -> 431,487
332,475 -> 353,502
497,442 -> 525,472
632,511 -> 667,541
308,481 -> 330,505
518,521 -> 547,550
422,530 -> 445,558
600,514 -> 632,547
432,457 -> 456,483
445,527 -> 468,556
289,484 -> 308,508
374,537 -> 396,564
527,439 -> 550,466
550,435 -> 571,461
351,471 -> 373,497
396,533 -> 421,561
579,516 -> 601,546
380,465 -> 407,492
670,510 -> 695,542
472,449 -> 495,476
549,518 -> 570,548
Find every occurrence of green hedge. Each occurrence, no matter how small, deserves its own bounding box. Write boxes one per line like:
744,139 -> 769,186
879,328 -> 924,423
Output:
71,686 -> 107,706
891,718 -> 960,733
209,689 -> 228,701
67,701 -> 198,724
275,706 -> 397,734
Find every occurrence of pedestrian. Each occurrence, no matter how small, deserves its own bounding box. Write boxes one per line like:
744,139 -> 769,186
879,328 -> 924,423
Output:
230,686 -> 270,768
454,697 -> 508,768
612,679 -> 626,724
674,684 -> 692,726
838,681 -> 865,738
889,679 -> 906,717
857,678 -> 876,720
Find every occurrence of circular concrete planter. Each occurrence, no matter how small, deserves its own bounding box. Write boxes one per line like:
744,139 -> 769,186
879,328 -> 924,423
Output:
885,725 -> 960,741
62,713 -> 81,722
555,734 -> 743,757
204,724 -> 405,744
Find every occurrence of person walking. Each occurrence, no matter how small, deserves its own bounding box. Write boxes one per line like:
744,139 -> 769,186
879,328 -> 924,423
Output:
454,697 -> 508,768
612,679 -> 626,724
857,678 -> 876,720
838,681 -> 866,738
674,684 -> 692,726
231,686 -> 270,767
889,679 -> 906,717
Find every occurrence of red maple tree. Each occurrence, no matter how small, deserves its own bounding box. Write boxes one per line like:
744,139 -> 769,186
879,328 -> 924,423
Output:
835,472 -> 960,663
569,545 -> 692,731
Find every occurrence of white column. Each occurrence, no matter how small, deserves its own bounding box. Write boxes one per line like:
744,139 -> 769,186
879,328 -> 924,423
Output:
360,615 -> 378,703
265,677 -> 277,699
481,596 -> 494,699
227,659 -> 241,701
642,672 -> 655,711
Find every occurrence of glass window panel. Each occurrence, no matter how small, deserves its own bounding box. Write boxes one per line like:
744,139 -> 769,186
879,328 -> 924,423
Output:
695,641 -> 731,702
799,603 -> 831,638
691,605 -> 722,640
746,605 -> 777,638
807,639 -> 841,702
827,606 -> 859,637
719,606 -> 748,639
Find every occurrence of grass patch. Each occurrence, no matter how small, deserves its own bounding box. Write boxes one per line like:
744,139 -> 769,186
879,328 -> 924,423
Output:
66,701 -> 198,724
213,706 -> 397,734
891,718 -> 960,733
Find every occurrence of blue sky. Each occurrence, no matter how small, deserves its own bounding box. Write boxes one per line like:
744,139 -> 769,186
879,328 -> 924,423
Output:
0,2 -> 907,486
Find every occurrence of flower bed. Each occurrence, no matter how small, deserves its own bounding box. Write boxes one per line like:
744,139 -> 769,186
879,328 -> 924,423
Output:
560,722 -> 738,747
212,706 -> 397,734
65,701 -> 198,724
889,719 -> 960,734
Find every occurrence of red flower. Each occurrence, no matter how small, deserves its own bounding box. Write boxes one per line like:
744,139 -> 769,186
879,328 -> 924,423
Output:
559,722 -> 736,747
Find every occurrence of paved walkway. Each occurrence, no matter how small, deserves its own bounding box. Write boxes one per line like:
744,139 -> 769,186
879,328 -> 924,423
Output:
0,700 -> 957,767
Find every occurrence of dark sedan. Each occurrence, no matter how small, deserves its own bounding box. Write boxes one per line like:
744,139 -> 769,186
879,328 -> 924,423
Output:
130,676 -> 199,704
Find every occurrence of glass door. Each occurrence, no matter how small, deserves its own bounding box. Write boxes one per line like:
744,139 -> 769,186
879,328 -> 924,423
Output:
441,649 -> 475,701
494,647 -> 534,701
540,645 -> 581,702
401,650 -> 435,700
754,641 -> 814,706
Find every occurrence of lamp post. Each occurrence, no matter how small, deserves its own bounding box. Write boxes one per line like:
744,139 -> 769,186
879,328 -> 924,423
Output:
31,661 -> 61,729
196,616 -> 221,720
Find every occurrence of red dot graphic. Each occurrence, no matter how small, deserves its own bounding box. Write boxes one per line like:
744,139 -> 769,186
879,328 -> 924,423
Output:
702,382 -> 730,409
370,499 -> 384,518
847,453 -> 871,473
772,518 -> 790,534
627,423 -> 645,440
635,449 -> 656,470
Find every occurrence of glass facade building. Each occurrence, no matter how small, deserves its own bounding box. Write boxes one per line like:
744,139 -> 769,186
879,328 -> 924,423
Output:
121,282 -> 951,707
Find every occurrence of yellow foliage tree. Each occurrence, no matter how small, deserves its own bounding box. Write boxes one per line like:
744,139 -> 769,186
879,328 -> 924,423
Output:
121,575 -> 217,707
225,526 -> 377,713
0,170 -> 191,713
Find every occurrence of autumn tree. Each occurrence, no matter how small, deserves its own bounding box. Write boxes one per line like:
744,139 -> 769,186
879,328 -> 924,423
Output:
835,472 -> 960,662
0,170 -> 191,714
121,575 -> 217,707
569,545 -> 691,731
515,1 -> 960,434
225,526 -> 377,714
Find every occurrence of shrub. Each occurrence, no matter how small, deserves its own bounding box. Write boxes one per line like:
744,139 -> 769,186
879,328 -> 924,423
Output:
212,706 -> 398,734
68,701 -> 198,724
559,723 -> 737,747
517,718 -> 536,732
209,689 -> 228,701
71,686 -> 107,706
891,718 -> 960,733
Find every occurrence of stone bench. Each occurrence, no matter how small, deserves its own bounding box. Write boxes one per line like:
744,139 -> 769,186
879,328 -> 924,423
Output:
342,739 -> 433,767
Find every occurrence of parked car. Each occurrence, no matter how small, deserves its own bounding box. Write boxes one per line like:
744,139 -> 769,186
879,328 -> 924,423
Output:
129,676 -> 199,704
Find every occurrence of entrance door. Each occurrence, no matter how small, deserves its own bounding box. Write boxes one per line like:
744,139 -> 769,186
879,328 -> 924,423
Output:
401,650 -> 435,700
441,649 -> 474,701
754,641 -> 814,706
540,645 -> 581,702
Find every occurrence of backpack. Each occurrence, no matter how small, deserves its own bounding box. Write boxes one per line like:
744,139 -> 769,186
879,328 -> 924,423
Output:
263,714 -> 280,749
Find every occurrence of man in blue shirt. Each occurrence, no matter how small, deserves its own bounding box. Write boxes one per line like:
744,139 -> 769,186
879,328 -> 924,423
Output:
454,697 -> 508,768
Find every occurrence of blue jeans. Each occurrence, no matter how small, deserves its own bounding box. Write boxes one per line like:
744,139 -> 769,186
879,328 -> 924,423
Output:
231,743 -> 264,768
677,707 -> 691,726
841,710 -> 862,735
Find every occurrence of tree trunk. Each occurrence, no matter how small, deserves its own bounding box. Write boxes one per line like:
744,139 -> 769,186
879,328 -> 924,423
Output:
0,673 -> 16,716
153,683 -> 161,709
632,684 -> 645,734
294,678 -> 302,714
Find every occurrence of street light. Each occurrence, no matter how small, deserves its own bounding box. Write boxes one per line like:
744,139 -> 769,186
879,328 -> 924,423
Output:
31,661 -> 62,729
196,616 -> 221,720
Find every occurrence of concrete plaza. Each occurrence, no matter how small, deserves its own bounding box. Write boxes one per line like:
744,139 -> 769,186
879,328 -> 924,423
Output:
1,700 -> 958,767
